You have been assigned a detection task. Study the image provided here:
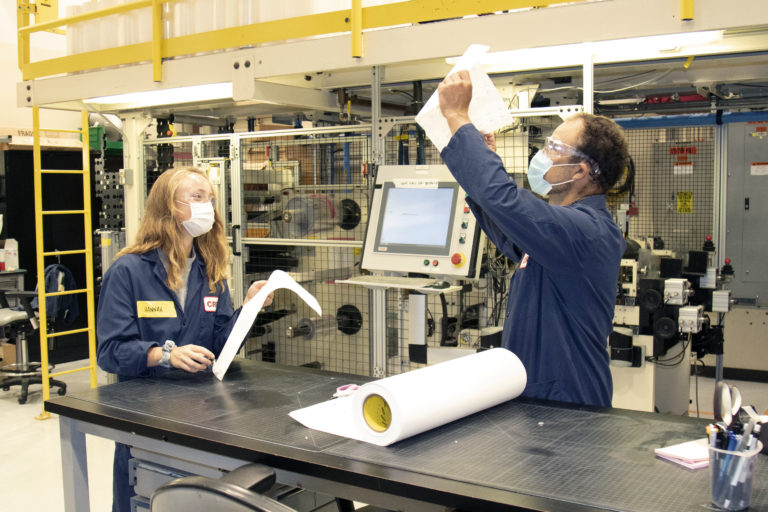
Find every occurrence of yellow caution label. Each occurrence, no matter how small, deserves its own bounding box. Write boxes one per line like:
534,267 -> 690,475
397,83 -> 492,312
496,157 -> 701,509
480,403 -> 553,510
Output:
136,301 -> 177,318
363,394 -> 392,433
677,191 -> 693,214
102,238 -> 112,246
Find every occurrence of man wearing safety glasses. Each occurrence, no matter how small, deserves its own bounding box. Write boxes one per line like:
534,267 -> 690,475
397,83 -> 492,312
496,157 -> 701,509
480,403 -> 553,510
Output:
438,70 -> 629,408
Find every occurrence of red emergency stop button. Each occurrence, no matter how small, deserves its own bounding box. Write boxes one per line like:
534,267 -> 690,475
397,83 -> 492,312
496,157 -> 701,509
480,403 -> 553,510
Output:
451,253 -> 465,266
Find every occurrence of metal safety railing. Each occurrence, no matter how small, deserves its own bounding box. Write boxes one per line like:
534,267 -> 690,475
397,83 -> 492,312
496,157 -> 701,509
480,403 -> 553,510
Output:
32,108 -> 98,420
16,0 -> 585,82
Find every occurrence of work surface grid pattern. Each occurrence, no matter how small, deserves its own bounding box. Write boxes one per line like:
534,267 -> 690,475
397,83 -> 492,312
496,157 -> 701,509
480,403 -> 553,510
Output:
73,363 -> 768,512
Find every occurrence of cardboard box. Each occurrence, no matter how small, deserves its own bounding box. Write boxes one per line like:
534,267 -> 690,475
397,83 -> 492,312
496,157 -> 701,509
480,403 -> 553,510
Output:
0,239 -> 18,271
0,342 -> 16,368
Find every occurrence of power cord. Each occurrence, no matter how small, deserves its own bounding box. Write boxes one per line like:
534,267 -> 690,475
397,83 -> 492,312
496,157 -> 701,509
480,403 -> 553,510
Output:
646,333 -> 691,367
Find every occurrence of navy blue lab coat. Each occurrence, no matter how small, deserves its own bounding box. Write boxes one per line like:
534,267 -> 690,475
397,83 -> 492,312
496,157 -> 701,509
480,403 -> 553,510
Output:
97,248 -> 238,378
96,248 -> 240,512
442,124 -> 625,407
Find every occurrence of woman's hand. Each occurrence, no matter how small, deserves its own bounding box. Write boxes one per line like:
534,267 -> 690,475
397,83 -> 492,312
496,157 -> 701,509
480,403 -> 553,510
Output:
243,280 -> 274,308
169,344 -> 215,373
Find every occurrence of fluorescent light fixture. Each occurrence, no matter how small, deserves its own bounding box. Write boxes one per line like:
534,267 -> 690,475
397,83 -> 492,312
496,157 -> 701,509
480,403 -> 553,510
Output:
84,83 -> 233,109
447,31 -> 724,73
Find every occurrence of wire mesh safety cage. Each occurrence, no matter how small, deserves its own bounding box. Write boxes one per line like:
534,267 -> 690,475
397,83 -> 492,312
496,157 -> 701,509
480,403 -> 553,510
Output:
614,126 -> 716,257
136,120 -> 719,378
143,139 -> 195,193
235,127 -> 371,374
239,129 -> 371,243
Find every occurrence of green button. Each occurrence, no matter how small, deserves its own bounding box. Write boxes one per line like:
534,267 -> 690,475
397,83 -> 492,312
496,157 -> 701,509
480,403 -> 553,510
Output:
423,259 -> 430,265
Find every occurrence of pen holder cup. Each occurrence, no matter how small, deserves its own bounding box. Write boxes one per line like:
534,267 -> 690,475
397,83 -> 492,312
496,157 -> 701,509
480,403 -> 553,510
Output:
709,441 -> 762,511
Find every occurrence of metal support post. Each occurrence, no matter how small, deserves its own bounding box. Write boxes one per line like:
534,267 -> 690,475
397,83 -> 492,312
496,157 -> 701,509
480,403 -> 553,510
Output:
368,64 -> 388,377
121,115 -> 152,245
582,49 -> 594,115
370,288 -> 387,378
59,417 -> 91,512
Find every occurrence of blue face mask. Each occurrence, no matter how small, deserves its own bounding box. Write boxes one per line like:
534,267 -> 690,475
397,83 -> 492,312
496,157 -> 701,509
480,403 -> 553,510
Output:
527,150 -> 578,196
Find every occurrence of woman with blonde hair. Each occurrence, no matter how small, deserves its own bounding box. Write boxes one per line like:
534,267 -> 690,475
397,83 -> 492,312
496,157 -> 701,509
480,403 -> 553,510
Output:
96,167 -> 271,512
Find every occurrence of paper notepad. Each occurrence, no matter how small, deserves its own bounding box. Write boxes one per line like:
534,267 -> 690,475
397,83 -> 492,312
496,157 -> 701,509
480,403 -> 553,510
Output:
654,438 -> 709,470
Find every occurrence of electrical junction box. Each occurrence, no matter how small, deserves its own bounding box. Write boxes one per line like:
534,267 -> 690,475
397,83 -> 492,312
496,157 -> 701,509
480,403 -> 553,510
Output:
614,305 -> 640,326
712,290 -> 732,313
619,259 -> 638,297
664,278 -> 690,305
700,267 -> 717,289
678,305 -> 704,333
725,122 -> 768,305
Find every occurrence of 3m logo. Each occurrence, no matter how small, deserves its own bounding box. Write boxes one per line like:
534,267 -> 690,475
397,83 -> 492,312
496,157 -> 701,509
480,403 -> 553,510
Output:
204,296 -> 219,313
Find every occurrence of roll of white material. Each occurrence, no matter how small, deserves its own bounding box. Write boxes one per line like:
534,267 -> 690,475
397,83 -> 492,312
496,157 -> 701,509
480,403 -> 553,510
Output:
289,348 -> 527,446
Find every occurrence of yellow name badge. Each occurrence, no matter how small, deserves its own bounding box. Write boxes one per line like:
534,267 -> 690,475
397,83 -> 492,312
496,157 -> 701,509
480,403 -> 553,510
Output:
137,301 -> 177,318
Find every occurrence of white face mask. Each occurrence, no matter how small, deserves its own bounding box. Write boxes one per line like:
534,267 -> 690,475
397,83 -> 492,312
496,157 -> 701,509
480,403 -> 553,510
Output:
178,200 -> 215,237
527,151 -> 578,196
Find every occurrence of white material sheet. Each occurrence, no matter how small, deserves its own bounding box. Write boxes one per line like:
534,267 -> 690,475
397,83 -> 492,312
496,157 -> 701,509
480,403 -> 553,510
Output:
415,44 -> 514,152
289,347 -> 527,446
213,270 -> 321,380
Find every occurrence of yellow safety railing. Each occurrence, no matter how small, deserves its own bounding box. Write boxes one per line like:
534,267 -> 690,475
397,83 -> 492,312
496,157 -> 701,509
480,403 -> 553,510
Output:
17,0 -> 581,82
32,108 -> 98,420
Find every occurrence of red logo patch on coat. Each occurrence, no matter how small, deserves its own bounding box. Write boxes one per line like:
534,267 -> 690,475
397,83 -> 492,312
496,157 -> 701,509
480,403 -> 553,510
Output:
519,253 -> 530,269
203,296 -> 219,312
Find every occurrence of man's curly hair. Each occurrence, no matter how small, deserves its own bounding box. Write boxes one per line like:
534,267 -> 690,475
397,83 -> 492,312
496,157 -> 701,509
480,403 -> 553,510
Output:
571,113 -> 629,193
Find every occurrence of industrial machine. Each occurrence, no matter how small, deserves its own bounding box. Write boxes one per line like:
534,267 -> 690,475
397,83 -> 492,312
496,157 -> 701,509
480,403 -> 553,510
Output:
611,236 -> 733,414
339,164 -> 487,372
360,164 -> 483,280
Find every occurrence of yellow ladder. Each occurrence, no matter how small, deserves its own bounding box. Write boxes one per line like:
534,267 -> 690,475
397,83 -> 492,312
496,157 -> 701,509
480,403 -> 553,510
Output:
32,107 -> 98,420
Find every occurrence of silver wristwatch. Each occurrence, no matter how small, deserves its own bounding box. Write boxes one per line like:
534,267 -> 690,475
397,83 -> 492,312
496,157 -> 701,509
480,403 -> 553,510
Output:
159,340 -> 176,368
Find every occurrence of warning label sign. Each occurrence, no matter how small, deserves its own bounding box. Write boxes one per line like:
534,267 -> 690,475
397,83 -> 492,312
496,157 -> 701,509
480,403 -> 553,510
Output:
677,191 -> 693,214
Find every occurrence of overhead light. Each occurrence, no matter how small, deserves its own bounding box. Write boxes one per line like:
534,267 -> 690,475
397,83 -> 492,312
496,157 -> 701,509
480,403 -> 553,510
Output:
447,31 -> 724,73
84,83 -> 233,109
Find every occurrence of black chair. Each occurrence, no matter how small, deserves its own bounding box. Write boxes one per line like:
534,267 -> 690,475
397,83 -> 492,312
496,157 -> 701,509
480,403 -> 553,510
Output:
0,291 -> 66,404
150,463 -> 298,512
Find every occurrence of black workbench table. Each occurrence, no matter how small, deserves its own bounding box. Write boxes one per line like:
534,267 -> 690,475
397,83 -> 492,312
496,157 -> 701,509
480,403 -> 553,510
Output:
46,359 -> 768,511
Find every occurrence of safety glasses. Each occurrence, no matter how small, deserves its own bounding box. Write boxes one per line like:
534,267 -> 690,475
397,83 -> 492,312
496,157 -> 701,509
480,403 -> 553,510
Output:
544,137 -> 600,174
177,191 -> 217,208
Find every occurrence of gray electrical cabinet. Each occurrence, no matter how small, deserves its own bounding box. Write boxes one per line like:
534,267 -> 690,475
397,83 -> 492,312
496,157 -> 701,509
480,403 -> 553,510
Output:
725,121 -> 768,306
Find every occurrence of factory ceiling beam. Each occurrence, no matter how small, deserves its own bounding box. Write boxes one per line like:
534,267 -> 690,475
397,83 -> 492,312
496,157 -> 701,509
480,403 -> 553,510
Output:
17,0 -> 768,113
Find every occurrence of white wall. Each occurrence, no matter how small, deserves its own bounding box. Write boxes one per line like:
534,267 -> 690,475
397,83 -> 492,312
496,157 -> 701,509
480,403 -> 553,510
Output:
1,0 -> 81,130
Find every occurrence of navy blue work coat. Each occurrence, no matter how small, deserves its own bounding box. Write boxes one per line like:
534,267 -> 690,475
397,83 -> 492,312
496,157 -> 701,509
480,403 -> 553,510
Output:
96,248 -> 239,379
442,124 -> 625,407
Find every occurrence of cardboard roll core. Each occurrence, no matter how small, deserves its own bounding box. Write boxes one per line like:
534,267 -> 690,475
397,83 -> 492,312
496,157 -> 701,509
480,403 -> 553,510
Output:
362,394 -> 392,433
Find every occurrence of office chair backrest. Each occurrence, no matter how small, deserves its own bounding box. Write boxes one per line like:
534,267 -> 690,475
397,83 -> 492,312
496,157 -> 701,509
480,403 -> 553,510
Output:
150,464 -> 297,512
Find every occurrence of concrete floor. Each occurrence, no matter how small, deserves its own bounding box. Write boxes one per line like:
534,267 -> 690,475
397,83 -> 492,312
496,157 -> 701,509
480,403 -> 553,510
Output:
0,360 -> 114,511
1,359 -> 766,511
